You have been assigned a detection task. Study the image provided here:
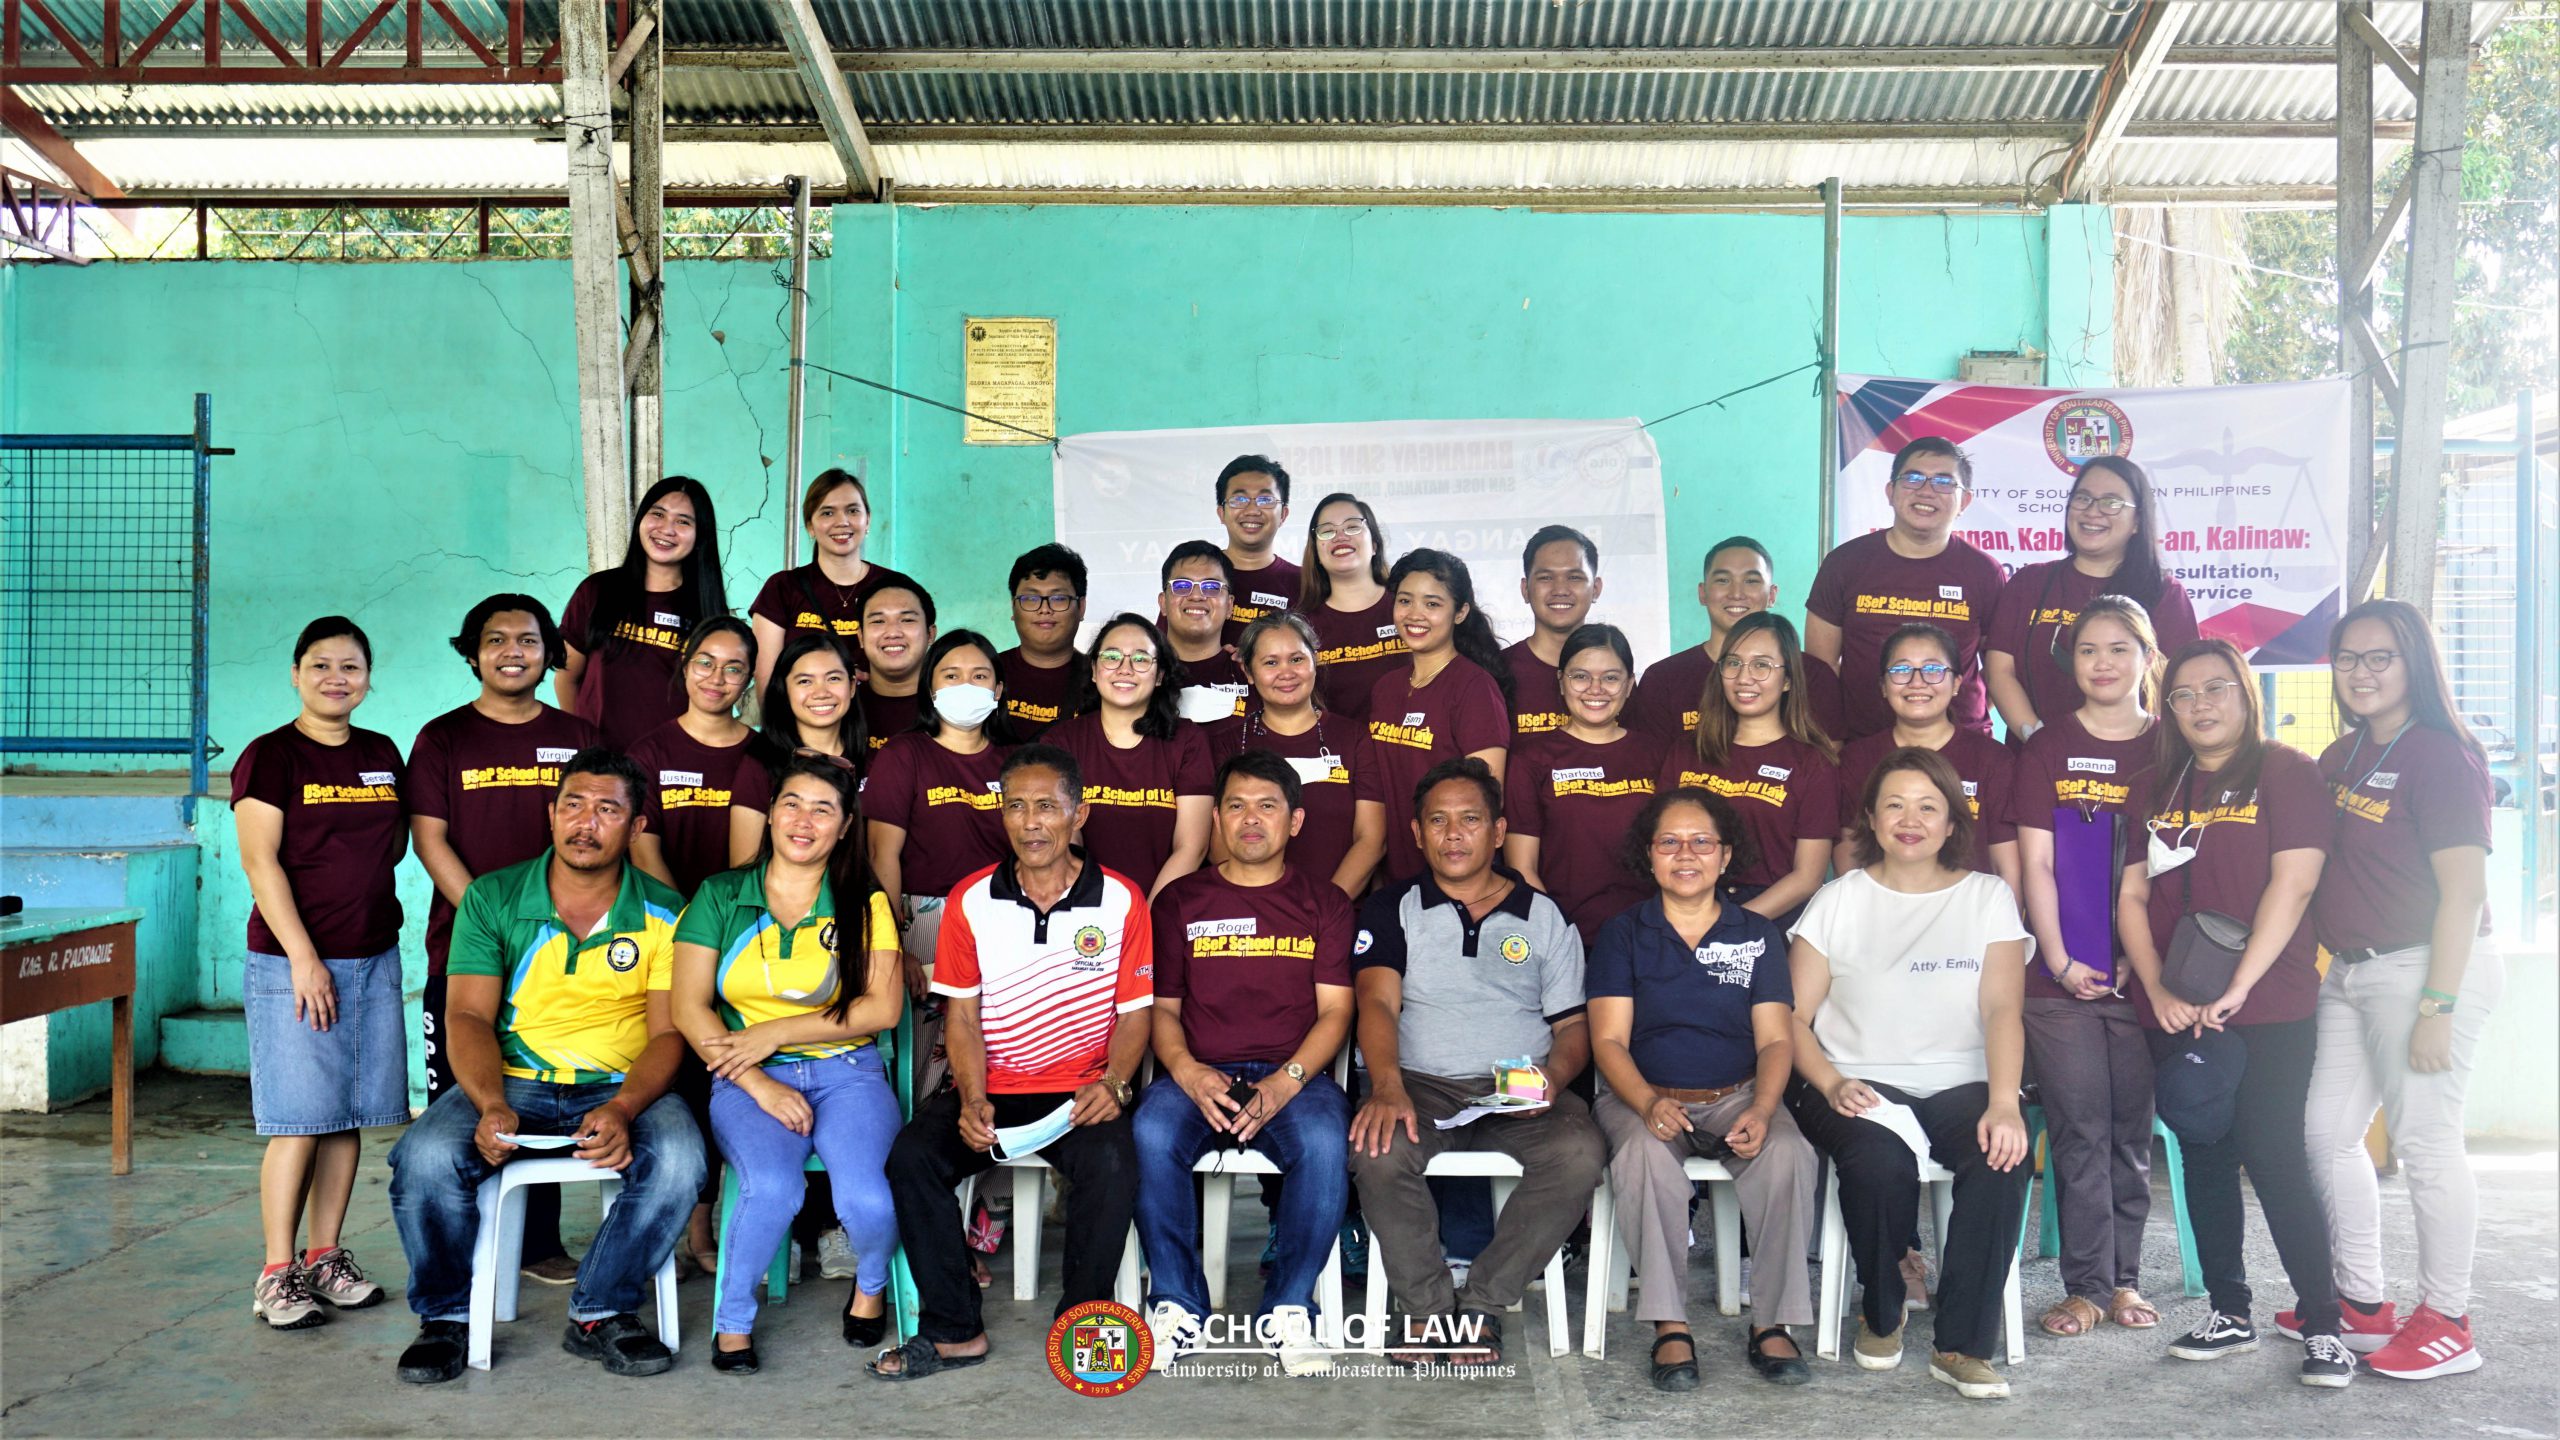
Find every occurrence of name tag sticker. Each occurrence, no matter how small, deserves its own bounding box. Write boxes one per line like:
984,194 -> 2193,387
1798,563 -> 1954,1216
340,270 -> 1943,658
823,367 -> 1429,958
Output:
1403,712 -> 1427,728
1757,764 -> 1791,781
1376,625 -> 1400,640
1252,591 -> 1289,609
1939,585 -> 1965,600
1961,780 -> 1980,797
654,611 -> 683,628
1552,766 -> 1604,782
2067,757 -> 2116,774
2368,772 -> 2399,790
536,747 -> 576,763
662,769 -> 705,787
1186,917 -> 1257,940
358,771 -> 395,786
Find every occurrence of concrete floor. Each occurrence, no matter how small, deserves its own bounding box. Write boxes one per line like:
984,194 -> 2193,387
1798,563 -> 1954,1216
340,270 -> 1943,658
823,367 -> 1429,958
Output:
5,1073 -> 2555,1439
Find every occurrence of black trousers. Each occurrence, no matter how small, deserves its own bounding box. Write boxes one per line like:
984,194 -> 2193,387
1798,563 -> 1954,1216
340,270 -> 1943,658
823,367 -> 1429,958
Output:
886,1087 -> 1137,1344
1785,1078 -> 2029,1360
2149,1017 -> 2339,1335
421,972 -> 564,1262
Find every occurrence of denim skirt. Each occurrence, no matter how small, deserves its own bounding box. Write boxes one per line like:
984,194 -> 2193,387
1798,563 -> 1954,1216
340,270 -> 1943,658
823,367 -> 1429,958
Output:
242,947 -> 411,1135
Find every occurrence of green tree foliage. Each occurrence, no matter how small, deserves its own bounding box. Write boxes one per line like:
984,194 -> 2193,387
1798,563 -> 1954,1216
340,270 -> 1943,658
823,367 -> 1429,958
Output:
2227,9 -> 2556,419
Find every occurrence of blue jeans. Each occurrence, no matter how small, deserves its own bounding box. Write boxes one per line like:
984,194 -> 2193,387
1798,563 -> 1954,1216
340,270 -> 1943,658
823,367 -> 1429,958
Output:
709,1047 -> 901,1334
1134,1061 -> 1350,1316
387,1080 -> 706,1324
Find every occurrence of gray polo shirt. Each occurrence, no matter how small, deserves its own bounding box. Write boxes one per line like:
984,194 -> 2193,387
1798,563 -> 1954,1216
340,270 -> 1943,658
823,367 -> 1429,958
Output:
1353,867 -> 1586,1082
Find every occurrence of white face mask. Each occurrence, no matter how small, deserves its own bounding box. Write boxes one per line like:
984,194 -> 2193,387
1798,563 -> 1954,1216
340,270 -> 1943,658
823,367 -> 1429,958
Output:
935,683 -> 1000,728
2146,824 -> 2199,878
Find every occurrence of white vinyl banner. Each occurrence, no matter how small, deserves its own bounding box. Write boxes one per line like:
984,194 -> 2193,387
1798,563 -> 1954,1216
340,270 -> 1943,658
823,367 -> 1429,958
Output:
1834,375 -> 2349,661
1053,418 -> 1670,661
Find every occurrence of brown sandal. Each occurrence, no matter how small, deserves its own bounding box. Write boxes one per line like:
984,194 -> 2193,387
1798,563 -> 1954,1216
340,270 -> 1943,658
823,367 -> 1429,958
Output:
2039,1295 -> 2103,1337
2109,1288 -> 2160,1329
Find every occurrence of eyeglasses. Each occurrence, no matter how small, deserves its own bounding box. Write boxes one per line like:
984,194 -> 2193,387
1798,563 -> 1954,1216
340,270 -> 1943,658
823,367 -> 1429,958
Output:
1563,669 -> 1628,691
686,654 -> 749,681
1222,493 -> 1283,511
792,746 -> 858,773
2166,679 -> 2244,712
1720,656 -> 1785,678
1885,660 -> 1954,686
1014,592 -> 1080,613
1313,519 -> 1370,541
1166,578 -> 1227,597
1096,649 -> 1158,672
2331,649 -> 2399,675
2066,492 -> 2132,515
1651,835 -> 1727,856
1895,471 -> 1964,494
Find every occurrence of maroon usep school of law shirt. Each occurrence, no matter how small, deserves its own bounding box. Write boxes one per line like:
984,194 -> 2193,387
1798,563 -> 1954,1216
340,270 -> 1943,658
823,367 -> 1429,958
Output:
1806,531 -> 2006,740
1502,639 -> 1569,740
627,719 -> 775,900
1357,657 -> 1513,884
1222,555 -> 1304,646
1173,646 -> 1252,722
747,562 -> 928,646
1306,593 -> 1407,725
997,647 -> 1085,738
1150,863 -> 1353,1066
407,702 -> 602,972
1506,728 -> 1664,946
1629,642 -> 1847,752
1835,726 -> 2018,876
559,573 -> 699,751
230,723 -> 409,959
2315,723 -> 2495,954
1987,560 -> 2201,727
859,684 -> 923,755
2130,744 -> 2332,1027
862,732 -> 1015,899
2007,709 -> 2156,1002
1203,708 -> 1368,889
1657,735 -> 1838,892
1045,712 -> 1216,888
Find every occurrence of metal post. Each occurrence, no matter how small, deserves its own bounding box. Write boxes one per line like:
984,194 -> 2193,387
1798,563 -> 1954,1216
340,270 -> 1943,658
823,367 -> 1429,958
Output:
190,393 -> 212,818
1818,176 -> 1843,554
2514,389 -> 2542,925
784,174 -> 811,572
563,0 -> 629,573
2337,1 -> 2379,593
2386,1 -> 2474,613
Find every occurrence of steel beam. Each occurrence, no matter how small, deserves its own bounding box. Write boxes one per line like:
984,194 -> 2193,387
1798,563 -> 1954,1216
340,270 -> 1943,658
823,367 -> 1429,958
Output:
663,43 -> 2357,75
562,0 -> 628,573
2,0 -> 560,82
757,0 -> 881,196
2341,1 -> 2382,596
2059,0 -> 2196,200
2386,2 -> 2475,612
0,164 -> 90,261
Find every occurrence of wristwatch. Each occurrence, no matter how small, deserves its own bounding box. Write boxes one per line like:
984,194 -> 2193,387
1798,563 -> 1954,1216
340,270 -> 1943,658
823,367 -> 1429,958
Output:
2417,995 -> 2457,1018
1282,1061 -> 1308,1083
1105,1076 -> 1135,1107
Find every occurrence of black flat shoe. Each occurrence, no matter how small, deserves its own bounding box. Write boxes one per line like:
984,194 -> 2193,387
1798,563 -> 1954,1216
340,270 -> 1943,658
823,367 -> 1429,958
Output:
1650,1331 -> 1700,1392
712,1342 -> 761,1375
1747,1325 -> 1810,1385
843,1297 -> 888,1349
396,1321 -> 468,1385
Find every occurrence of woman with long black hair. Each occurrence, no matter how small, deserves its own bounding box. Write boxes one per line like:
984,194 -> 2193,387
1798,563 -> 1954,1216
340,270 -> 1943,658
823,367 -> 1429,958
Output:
1986,457 -> 2198,741
1360,548 -> 1514,884
629,618 -> 774,900
1659,612 -> 1837,929
730,633 -> 863,866
673,755 -> 907,1373
748,469 -> 926,694
1297,492 -> 1406,724
558,475 -> 728,749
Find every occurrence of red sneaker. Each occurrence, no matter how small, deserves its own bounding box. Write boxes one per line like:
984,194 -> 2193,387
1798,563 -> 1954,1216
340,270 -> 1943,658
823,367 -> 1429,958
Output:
2275,1299 -> 2400,1354
2365,1305 -> 2482,1380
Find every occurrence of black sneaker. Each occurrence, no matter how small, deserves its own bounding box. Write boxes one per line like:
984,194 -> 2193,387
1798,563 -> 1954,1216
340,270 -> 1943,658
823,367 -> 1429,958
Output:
2301,1332 -> 2357,1388
562,1313 -> 674,1377
397,1320 -> 469,1384
2170,1311 -> 2260,1361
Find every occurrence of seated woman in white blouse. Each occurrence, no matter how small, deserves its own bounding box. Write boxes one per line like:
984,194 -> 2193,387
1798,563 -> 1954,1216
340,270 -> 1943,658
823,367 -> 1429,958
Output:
1784,746 -> 2032,1401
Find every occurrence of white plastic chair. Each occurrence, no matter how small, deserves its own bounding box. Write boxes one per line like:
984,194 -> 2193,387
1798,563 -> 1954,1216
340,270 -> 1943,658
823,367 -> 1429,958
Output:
1579,1157 -> 1743,1359
1813,1155 -> 2025,1365
465,1157 -> 680,1372
1193,1048 -> 1353,1321
958,1157 -> 1142,1308
1359,1152 -> 1572,1359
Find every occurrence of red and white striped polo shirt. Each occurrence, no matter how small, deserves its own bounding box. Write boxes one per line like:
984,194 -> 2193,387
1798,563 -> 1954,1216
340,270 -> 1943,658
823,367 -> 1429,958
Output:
933,857 -> 1155,1094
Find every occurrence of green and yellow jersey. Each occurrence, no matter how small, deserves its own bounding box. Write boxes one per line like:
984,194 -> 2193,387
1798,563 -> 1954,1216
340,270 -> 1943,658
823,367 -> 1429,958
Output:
674,864 -> 898,1064
447,852 -> 682,1084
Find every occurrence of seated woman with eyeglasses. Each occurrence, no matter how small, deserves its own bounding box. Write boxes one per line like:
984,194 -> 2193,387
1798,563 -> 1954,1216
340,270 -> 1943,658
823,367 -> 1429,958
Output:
672,754 -> 906,1374
730,632 -> 865,867
1833,623 -> 2018,892
1784,748 -> 2031,1400
1589,788 -> 1816,1391
1658,613 -> 1838,930
1045,613 -> 1214,899
2116,640 -> 2352,1386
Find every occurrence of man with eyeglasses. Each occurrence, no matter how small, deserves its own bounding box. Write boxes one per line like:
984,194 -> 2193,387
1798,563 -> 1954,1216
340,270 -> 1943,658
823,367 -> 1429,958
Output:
1160,540 -> 1252,722
1502,526 -> 1604,738
999,544 -> 1090,738
1213,455 -> 1301,646
1805,437 -> 2007,741
1631,536 -> 1844,746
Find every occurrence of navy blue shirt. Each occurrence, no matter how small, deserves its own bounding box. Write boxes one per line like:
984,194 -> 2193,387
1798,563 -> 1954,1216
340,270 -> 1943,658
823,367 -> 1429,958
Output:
1584,897 -> 1791,1090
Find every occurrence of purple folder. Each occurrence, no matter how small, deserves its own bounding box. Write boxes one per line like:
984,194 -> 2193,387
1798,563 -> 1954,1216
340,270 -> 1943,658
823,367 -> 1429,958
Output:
2050,807 -> 2119,985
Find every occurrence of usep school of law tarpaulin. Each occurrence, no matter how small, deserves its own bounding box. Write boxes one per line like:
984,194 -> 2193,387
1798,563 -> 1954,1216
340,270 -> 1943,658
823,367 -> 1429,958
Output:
1834,375 -> 2349,663
1052,418 -> 1671,663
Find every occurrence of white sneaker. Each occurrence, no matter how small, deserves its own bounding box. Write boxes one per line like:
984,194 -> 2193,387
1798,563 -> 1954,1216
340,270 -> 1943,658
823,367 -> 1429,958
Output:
816,1227 -> 858,1280
1148,1301 -> 1204,1366
1268,1305 -> 1333,1376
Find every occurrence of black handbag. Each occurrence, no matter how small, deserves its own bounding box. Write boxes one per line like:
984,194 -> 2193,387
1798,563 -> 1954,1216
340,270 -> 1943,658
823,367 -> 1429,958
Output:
2156,767 -> 2250,1004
